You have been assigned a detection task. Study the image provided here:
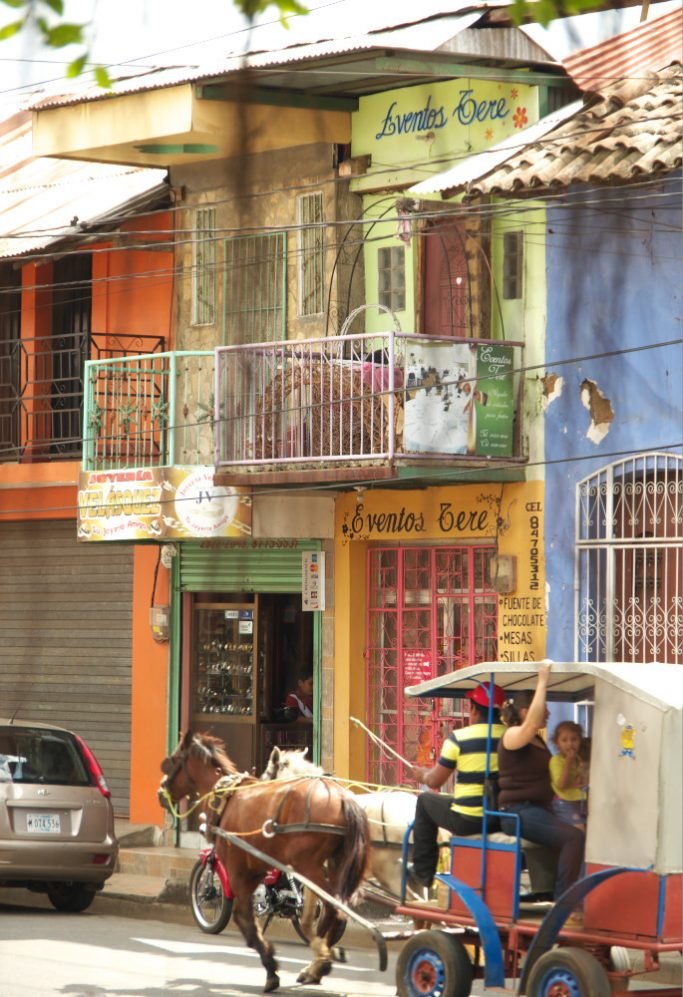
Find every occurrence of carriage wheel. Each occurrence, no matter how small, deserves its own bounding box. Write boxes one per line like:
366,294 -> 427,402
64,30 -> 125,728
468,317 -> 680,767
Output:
396,930 -> 473,997
527,947 -> 611,997
189,859 -> 233,934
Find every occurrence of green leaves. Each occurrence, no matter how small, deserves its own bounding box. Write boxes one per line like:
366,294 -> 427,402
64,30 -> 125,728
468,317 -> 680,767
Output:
0,18 -> 23,40
235,0 -> 308,26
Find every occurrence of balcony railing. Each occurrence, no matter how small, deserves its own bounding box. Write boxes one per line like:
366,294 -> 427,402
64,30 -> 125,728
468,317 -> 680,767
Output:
0,332 -> 165,463
82,350 -> 214,471
215,332 -> 524,473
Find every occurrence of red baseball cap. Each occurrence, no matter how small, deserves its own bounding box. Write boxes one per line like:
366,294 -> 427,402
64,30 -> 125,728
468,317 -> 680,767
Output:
466,681 -> 505,709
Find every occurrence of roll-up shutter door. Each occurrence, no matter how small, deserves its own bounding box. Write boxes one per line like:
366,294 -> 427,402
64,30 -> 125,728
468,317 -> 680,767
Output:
178,541 -> 320,592
0,520 -> 133,815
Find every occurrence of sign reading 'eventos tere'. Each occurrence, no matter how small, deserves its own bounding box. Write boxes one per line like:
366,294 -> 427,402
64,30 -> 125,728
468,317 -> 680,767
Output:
353,79 -> 538,182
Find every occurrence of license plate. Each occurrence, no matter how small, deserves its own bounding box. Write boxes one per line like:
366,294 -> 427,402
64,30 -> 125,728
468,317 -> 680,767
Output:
26,813 -> 61,834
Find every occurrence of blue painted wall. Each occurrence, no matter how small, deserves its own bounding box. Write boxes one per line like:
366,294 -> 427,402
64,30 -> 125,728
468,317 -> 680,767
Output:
542,173 -> 683,659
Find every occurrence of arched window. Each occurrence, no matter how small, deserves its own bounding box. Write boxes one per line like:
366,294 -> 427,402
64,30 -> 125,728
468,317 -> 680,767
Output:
576,453 -> 682,663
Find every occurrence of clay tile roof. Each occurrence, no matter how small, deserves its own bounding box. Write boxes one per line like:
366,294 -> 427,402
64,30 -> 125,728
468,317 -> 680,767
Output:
564,6 -> 683,92
463,62 -> 682,197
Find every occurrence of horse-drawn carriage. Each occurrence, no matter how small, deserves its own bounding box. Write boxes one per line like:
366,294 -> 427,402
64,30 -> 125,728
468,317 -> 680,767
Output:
394,661 -> 682,996
159,661 -> 682,996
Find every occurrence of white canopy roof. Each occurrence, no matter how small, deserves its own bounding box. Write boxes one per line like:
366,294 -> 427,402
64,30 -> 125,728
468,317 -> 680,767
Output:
405,661 -> 683,713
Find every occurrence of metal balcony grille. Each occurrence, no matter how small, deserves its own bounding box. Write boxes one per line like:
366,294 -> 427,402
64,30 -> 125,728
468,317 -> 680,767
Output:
576,453 -> 683,664
83,350 -> 213,470
0,331 -> 164,463
215,332 -> 523,469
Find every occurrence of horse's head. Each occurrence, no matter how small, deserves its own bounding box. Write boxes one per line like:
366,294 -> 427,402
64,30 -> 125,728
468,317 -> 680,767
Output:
260,745 -> 323,781
158,730 -> 235,813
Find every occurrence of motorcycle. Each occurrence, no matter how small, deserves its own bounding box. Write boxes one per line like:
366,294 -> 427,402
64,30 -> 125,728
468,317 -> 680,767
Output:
189,840 -> 313,941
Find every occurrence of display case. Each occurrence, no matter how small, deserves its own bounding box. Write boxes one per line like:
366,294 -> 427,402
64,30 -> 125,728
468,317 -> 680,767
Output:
193,603 -> 257,721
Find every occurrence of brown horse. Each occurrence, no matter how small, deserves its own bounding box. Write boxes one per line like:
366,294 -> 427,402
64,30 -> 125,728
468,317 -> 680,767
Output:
159,731 -> 369,993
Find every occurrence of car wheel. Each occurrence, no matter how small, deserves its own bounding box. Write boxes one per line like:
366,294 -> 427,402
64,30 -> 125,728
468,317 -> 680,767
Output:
396,929 -> 473,997
46,882 -> 97,913
190,859 -> 233,934
527,946 -> 611,997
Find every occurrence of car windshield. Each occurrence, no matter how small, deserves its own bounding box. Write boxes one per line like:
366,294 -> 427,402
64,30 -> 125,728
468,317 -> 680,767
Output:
0,728 -> 90,786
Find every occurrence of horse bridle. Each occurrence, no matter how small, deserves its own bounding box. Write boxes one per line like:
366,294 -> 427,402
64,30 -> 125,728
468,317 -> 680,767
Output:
160,743 -> 199,799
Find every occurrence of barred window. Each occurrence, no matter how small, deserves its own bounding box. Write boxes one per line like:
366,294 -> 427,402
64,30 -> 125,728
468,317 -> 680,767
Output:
223,233 -> 287,345
298,193 -> 325,317
502,231 -> 523,300
378,246 -> 405,312
576,453 -> 682,664
191,207 -> 216,326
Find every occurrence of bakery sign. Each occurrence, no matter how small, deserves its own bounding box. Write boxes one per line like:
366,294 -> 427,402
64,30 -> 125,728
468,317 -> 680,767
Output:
77,467 -> 251,541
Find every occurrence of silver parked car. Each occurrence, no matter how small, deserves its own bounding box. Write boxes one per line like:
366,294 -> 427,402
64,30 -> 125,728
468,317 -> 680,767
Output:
0,719 -> 119,912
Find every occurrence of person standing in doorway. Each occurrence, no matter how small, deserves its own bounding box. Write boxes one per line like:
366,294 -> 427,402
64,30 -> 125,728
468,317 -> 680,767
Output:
284,671 -> 313,724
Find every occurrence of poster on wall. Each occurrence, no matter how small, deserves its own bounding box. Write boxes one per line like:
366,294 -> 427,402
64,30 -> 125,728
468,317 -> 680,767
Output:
402,341 -> 514,457
77,466 -> 252,541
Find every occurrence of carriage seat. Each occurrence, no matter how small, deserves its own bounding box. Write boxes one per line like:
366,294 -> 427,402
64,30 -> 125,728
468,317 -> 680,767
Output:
454,831 -> 547,850
448,832 -> 557,895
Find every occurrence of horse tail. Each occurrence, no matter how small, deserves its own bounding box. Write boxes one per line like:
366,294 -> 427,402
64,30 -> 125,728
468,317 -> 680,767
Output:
331,791 -> 370,905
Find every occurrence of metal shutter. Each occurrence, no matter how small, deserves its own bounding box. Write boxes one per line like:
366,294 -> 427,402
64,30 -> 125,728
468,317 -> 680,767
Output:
178,541 -> 320,592
0,520 -> 133,815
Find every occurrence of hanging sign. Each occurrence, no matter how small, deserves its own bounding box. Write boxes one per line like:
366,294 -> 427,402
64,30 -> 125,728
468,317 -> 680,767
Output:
402,341 -> 514,456
77,466 -> 252,541
302,551 -> 325,611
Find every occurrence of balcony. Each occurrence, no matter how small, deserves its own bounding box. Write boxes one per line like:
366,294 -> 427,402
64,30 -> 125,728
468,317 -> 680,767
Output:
82,350 -> 214,470
0,332 -> 165,463
215,332 -> 525,483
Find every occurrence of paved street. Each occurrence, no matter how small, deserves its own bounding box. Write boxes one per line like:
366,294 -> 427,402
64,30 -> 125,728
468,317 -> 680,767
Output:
0,901 -> 400,997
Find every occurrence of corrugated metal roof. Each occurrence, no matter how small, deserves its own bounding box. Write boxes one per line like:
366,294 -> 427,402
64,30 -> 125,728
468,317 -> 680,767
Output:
462,63 -> 682,197
564,5 -> 683,93
31,3 -> 560,111
0,111 -> 167,259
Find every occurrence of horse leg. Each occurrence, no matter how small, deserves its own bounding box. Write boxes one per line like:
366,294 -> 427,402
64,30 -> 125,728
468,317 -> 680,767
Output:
296,886 -> 335,985
232,890 -> 280,993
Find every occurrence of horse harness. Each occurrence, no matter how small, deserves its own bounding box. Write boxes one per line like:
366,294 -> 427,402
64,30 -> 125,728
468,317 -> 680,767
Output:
262,777 -> 346,838
205,772 -> 346,839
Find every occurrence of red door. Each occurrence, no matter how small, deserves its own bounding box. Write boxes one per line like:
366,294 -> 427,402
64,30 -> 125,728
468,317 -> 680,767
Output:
365,544 -> 498,786
423,219 -> 471,338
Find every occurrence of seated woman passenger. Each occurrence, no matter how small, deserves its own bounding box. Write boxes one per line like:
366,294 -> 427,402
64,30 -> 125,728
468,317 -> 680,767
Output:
498,663 -> 585,906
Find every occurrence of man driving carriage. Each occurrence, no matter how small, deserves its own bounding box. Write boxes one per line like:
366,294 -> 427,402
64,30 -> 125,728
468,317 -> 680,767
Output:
406,680 -> 505,890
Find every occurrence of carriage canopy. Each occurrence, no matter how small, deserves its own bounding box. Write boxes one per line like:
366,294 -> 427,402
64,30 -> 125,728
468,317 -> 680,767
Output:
405,662 -> 683,875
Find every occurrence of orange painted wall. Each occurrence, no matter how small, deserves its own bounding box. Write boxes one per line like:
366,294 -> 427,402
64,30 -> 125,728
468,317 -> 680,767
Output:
130,545 -> 170,826
91,210 -> 174,344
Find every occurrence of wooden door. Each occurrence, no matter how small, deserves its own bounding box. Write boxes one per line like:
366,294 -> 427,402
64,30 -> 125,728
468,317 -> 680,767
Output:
423,219 -> 471,338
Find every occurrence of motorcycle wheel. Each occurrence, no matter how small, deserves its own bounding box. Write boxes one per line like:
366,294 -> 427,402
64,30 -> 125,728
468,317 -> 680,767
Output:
189,858 -> 233,934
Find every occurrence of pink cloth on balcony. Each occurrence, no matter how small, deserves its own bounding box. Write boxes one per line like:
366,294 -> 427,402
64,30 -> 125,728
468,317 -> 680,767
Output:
361,362 -> 404,393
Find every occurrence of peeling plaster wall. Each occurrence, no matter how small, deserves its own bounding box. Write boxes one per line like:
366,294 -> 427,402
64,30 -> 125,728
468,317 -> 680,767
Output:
543,173 -> 683,658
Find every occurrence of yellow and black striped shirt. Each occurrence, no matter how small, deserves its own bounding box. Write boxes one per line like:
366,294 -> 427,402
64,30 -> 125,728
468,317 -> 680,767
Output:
438,722 -> 505,818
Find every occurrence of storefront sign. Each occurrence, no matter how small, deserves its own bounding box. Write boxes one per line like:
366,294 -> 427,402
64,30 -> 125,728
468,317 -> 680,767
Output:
302,551 -> 325,611
403,341 -> 514,456
352,79 -> 538,186
77,466 -> 251,541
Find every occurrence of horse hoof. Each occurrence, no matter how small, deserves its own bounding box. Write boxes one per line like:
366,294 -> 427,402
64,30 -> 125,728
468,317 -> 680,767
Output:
264,974 -> 280,993
334,946 -> 347,963
319,960 -> 333,979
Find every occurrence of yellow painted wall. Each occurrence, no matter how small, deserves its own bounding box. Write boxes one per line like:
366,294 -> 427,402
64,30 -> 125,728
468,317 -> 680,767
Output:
334,481 -> 546,781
